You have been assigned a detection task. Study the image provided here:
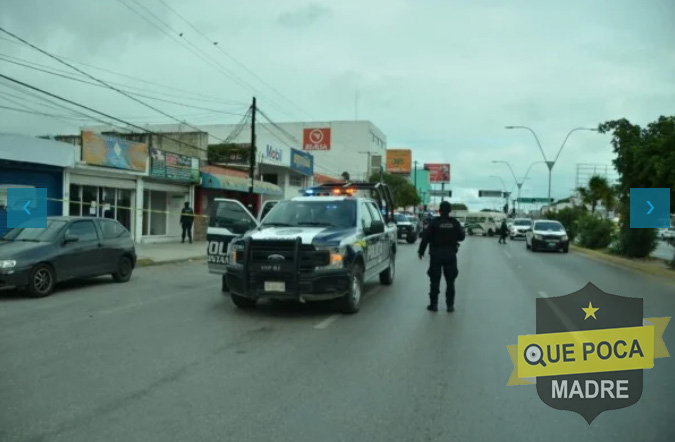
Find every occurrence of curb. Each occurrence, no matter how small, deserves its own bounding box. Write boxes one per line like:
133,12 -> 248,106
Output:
136,256 -> 207,268
571,245 -> 675,282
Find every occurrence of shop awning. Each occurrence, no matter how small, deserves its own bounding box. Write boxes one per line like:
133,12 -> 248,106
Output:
0,133 -> 76,167
201,171 -> 283,195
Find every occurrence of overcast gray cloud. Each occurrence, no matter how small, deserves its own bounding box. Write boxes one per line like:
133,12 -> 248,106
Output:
0,0 -> 673,208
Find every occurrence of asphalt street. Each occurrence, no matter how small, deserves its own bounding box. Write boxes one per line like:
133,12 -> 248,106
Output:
1,237 -> 674,442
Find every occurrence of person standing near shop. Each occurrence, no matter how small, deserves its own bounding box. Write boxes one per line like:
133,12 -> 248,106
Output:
180,201 -> 194,244
417,201 -> 465,312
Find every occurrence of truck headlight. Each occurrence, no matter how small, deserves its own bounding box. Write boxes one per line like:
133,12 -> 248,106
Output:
315,245 -> 346,269
227,243 -> 244,265
534,234 -> 543,240
0,260 -> 16,269
561,235 -> 568,241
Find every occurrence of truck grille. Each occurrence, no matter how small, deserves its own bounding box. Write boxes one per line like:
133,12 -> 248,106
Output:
246,239 -> 329,270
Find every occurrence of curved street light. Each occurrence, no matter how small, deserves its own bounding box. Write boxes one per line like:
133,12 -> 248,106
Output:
504,126 -> 598,204
492,160 -> 547,213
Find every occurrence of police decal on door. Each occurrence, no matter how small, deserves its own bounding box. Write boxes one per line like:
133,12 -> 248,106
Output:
207,240 -> 228,265
368,240 -> 383,265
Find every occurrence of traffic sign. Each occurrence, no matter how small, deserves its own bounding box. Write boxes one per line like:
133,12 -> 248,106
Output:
479,190 -> 506,198
429,190 -> 452,197
517,197 -> 554,204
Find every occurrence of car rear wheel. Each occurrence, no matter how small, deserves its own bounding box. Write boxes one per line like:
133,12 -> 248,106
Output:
562,246 -> 569,253
379,253 -> 395,285
27,264 -> 55,298
231,293 -> 257,309
340,264 -> 364,314
112,255 -> 133,283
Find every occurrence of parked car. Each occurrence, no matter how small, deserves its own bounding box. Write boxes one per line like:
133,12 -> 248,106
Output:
525,220 -> 569,253
0,217 -> 136,297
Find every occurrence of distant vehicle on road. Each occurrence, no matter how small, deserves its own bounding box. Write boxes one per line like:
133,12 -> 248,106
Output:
525,220 -> 569,253
510,218 -> 533,240
394,213 -> 417,243
0,217 -> 136,297
464,211 -> 501,236
659,227 -> 675,241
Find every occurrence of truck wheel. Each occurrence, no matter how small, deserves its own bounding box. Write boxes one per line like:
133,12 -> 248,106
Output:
231,293 -> 257,309
221,275 -> 229,293
487,229 -> 494,237
379,253 -> 395,285
406,232 -> 417,244
340,264 -> 364,314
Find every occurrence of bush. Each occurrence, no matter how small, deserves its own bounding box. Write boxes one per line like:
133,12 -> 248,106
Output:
610,203 -> 658,258
544,206 -> 586,242
577,215 -> 614,249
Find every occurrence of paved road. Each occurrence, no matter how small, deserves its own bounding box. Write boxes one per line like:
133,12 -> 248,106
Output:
1,238 -> 674,442
652,239 -> 674,261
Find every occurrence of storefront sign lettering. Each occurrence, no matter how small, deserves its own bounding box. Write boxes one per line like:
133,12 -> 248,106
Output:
265,144 -> 283,163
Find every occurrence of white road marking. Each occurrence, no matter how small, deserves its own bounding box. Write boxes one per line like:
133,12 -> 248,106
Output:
314,314 -> 340,329
313,286 -> 385,329
504,251 -> 513,259
538,290 -> 548,298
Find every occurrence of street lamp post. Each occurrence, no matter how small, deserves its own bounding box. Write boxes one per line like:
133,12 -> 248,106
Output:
504,126 -> 598,206
492,160 -> 547,214
490,175 -> 508,212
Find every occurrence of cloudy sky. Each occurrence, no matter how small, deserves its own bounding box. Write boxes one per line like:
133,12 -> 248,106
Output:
1,0 -> 673,209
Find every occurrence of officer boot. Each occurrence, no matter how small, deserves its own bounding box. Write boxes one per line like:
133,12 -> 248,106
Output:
427,294 -> 438,312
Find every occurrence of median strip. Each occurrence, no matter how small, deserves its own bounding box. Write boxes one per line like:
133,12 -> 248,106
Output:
571,245 -> 675,282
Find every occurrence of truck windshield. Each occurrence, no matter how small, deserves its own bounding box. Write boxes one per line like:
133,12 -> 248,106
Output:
514,219 -> 532,226
261,200 -> 357,228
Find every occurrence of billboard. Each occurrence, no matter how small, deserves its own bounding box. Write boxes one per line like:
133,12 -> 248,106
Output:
303,128 -> 331,151
290,148 -> 314,176
424,163 -> 451,183
149,148 -> 200,183
386,149 -> 412,174
81,131 -> 148,171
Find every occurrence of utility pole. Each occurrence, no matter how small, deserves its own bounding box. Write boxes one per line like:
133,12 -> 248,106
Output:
248,97 -> 256,207
413,160 -> 418,215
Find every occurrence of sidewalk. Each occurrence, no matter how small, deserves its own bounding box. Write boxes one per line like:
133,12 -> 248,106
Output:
135,241 -> 207,267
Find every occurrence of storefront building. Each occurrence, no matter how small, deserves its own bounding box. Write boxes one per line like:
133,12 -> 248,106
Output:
63,131 -> 202,244
0,134 -> 75,236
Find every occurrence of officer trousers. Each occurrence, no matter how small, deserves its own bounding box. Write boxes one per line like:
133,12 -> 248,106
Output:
427,253 -> 459,307
181,223 -> 193,242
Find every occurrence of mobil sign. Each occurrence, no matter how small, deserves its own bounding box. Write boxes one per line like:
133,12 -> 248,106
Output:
265,143 -> 284,164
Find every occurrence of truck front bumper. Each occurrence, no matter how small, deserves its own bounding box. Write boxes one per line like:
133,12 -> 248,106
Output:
226,266 -> 351,301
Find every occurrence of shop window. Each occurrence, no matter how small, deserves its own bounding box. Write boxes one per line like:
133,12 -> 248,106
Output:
289,174 -> 303,187
262,173 -> 278,185
69,184 -> 81,216
117,190 -> 132,231
82,185 -> 97,217
142,190 -> 168,236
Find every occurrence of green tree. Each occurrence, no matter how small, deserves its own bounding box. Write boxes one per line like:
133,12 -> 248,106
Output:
576,175 -> 614,214
368,172 -> 421,208
598,116 -> 675,258
545,206 -> 587,242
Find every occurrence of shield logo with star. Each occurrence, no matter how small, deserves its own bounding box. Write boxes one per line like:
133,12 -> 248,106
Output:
535,283 -> 643,424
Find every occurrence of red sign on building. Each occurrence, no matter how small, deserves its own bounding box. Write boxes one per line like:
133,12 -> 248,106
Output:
424,163 -> 451,183
303,128 -> 331,151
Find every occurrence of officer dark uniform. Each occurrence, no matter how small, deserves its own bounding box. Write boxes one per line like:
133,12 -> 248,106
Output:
180,202 -> 194,244
417,201 -> 465,312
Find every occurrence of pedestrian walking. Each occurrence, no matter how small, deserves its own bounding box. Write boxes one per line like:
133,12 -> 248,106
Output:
417,201 -> 466,312
180,201 -> 194,244
498,219 -> 508,244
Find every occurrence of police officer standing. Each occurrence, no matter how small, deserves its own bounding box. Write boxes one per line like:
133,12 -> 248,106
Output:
417,201 -> 465,312
180,201 -> 194,244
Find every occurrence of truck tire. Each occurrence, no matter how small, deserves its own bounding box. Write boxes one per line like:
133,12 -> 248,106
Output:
221,275 -> 229,293
379,252 -> 395,285
231,293 -> 257,309
406,232 -> 417,244
339,264 -> 364,314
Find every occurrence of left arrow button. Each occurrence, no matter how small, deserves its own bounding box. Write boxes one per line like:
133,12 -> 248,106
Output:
23,201 -> 31,215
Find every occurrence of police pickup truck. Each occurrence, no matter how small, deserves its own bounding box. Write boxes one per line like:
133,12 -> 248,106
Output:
206,182 -> 398,314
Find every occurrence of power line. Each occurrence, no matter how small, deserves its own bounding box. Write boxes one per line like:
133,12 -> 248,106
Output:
0,54 -> 249,116
114,0 -> 294,119
156,0 -> 314,120
0,35 -> 246,105
0,26 -> 228,142
0,72 -> 222,154
0,52 -> 244,106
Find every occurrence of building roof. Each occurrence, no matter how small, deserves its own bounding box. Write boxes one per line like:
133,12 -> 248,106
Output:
0,133 -> 76,168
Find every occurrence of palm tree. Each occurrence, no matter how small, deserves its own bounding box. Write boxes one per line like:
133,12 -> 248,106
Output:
577,176 -> 613,214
